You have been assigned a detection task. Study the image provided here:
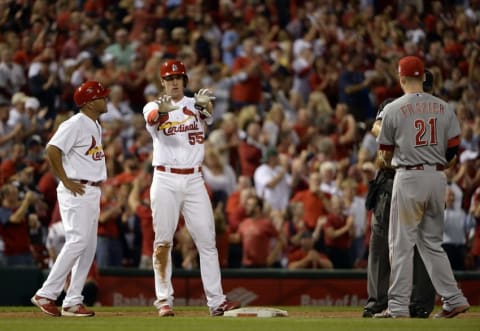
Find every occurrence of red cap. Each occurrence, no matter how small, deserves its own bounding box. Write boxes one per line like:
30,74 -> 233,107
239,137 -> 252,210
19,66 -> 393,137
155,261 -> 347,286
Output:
160,60 -> 187,78
398,56 -> 424,77
73,81 -> 110,107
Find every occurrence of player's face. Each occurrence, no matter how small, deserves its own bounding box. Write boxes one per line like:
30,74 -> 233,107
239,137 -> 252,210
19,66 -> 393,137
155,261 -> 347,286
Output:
95,97 -> 109,114
162,75 -> 185,101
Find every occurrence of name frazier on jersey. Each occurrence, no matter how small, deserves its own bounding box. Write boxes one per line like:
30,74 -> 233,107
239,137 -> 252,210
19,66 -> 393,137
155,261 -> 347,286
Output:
400,101 -> 445,118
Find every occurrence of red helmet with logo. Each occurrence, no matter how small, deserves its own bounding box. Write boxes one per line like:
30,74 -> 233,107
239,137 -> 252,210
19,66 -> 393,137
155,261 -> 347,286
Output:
160,59 -> 188,84
73,81 -> 110,107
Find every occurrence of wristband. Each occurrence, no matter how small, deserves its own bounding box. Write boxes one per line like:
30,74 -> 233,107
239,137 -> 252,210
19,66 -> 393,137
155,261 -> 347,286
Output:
194,103 -> 206,111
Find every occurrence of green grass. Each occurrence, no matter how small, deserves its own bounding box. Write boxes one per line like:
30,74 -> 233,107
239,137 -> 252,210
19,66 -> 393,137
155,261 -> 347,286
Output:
0,306 -> 479,331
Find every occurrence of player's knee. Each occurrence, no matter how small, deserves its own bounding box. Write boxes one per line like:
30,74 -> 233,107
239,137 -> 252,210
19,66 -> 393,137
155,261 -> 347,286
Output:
64,238 -> 90,254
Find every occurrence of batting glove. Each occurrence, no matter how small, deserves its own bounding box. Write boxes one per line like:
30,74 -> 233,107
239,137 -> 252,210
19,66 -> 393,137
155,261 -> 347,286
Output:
194,89 -> 215,118
154,95 -> 179,113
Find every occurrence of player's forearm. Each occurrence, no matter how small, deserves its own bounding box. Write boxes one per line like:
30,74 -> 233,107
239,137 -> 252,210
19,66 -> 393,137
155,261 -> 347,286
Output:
376,150 -> 393,169
10,198 -> 31,224
371,120 -> 382,138
128,186 -> 141,211
266,168 -> 287,188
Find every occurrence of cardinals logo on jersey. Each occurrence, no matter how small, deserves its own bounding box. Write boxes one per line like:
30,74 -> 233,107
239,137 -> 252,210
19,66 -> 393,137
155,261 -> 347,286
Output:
157,106 -> 199,135
85,136 -> 105,161
182,107 -> 198,122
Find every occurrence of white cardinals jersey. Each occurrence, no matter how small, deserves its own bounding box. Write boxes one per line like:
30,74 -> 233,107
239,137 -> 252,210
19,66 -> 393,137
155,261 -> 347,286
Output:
143,96 -> 212,167
47,112 -> 107,181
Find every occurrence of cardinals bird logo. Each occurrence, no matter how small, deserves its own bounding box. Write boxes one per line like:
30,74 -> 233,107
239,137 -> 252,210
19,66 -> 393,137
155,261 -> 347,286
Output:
85,136 -> 105,161
182,107 -> 198,121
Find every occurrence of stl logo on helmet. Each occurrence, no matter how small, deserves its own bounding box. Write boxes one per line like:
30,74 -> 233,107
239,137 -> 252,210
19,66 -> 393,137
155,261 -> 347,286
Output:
172,64 -> 178,71
85,136 -> 105,161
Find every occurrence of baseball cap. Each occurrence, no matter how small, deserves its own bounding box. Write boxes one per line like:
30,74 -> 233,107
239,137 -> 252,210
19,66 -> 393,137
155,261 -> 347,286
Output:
398,56 -> 424,77
460,149 -> 479,164
262,148 -> 278,162
25,97 -> 40,110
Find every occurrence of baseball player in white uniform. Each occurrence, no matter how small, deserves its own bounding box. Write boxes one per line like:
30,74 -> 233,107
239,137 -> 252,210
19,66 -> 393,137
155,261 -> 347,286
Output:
31,81 -> 109,317
142,59 -> 240,317
376,56 -> 469,318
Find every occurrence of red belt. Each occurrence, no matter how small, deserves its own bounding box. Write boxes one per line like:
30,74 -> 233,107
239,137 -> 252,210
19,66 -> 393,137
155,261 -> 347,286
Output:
156,165 -> 202,175
78,179 -> 102,187
404,164 -> 445,171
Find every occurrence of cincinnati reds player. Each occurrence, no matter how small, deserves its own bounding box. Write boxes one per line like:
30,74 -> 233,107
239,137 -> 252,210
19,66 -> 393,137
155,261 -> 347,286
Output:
375,56 -> 469,318
142,59 -> 240,317
364,70 -> 438,318
31,81 -> 109,317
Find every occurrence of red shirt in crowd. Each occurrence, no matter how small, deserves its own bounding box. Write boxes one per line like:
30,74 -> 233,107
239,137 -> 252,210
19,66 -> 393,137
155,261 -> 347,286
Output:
290,190 -> 328,230
323,213 -> 351,249
237,140 -> 262,178
135,203 -> 154,258
98,200 -> 120,239
0,208 -> 31,256
237,217 -> 278,267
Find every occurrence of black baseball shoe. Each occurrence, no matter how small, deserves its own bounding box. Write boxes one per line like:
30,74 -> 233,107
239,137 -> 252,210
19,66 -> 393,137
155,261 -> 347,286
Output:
409,305 -> 430,318
362,308 -> 374,318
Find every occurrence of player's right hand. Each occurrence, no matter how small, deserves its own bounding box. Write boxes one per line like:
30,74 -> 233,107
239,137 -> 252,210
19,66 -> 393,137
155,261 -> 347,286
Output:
154,95 -> 179,113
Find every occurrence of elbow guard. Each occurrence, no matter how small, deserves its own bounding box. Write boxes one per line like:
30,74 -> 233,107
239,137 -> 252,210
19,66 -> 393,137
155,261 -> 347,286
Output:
446,145 -> 459,162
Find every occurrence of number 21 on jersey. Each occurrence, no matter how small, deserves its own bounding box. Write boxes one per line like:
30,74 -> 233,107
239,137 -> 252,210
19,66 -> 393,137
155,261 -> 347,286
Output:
415,118 -> 437,146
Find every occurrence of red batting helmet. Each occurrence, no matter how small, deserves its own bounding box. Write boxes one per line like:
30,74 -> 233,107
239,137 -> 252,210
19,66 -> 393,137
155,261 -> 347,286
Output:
73,81 -> 110,107
160,60 -> 188,84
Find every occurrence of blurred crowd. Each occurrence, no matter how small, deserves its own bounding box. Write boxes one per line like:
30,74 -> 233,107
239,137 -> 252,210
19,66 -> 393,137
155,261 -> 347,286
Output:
0,0 -> 480,272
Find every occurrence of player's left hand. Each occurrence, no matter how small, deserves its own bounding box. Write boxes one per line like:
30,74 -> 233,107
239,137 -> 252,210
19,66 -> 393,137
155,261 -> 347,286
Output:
63,179 -> 85,196
194,89 -> 215,118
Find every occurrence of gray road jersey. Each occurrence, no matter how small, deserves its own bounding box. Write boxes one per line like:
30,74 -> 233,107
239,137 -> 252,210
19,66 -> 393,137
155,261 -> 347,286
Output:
377,93 -> 460,167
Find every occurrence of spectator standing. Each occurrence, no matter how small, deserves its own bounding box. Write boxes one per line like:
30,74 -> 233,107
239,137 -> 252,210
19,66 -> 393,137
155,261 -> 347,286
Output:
290,171 -> 330,232
322,195 -> 354,269
443,188 -> 474,270
238,120 -> 265,179
0,100 -> 21,161
96,183 -> 125,268
0,48 -> 27,100
254,148 -> 291,213
338,52 -> 375,122
128,170 -> 154,269
28,57 -> 61,121
232,195 -> 281,267
202,145 -> 237,207
0,184 -> 36,266
104,28 -> 136,70
230,37 -> 271,112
